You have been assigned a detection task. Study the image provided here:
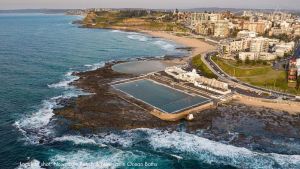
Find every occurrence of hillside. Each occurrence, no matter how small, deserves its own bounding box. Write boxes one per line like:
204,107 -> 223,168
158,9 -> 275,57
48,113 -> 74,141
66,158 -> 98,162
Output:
82,10 -> 189,32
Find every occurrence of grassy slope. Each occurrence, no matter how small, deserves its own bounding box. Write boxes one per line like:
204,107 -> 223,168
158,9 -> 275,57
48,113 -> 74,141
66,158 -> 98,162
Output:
192,55 -> 218,79
84,11 -> 188,32
212,57 -> 300,94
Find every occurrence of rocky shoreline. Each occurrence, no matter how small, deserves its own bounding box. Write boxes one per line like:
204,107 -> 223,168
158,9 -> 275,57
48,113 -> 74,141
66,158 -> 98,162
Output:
52,23 -> 300,154
54,60 -> 300,138
54,61 -> 179,131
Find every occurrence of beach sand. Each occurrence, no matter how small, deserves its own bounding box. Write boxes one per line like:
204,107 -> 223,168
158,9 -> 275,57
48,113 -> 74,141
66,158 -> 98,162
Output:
143,31 -> 217,57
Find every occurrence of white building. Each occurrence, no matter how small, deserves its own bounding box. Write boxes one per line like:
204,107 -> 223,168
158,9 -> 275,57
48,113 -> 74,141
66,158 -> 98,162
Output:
274,41 -> 295,57
239,52 -> 277,61
237,30 -> 257,39
165,67 -> 231,95
220,38 -> 251,55
250,37 -> 269,53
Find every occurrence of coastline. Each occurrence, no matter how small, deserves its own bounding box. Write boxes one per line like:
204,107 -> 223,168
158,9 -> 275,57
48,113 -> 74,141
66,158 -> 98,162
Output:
5,12 -> 300,169
52,25 -> 221,129
81,25 -> 216,58
142,30 -> 216,57
141,30 -> 300,114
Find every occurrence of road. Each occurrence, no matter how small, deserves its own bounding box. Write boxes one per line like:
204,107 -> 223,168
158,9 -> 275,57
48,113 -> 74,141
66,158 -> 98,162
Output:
201,53 -> 296,99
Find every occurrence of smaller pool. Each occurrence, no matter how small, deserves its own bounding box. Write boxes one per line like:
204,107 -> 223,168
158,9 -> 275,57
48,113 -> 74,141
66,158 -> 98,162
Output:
113,79 -> 210,113
112,60 -> 172,75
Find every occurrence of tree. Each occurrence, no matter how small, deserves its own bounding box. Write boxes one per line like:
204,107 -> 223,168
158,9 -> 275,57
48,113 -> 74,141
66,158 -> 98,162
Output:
262,61 -> 267,65
245,56 -> 251,64
257,59 -> 263,64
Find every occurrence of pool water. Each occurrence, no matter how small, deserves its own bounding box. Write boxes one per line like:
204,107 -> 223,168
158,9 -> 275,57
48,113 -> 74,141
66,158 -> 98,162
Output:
113,79 -> 210,113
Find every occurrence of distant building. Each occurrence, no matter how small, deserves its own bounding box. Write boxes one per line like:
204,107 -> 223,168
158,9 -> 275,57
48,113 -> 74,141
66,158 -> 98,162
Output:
250,37 -> 269,53
214,20 -> 230,38
269,27 -> 292,36
190,12 -> 229,38
294,26 -> 300,36
239,52 -> 276,61
195,23 -> 214,35
243,21 -> 266,34
274,42 -> 295,57
237,30 -> 257,39
191,12 -> 222,26
220,38 -> 251,56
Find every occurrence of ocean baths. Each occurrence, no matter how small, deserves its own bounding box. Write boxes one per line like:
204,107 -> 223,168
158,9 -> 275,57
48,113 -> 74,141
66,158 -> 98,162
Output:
112,78 -> 215,121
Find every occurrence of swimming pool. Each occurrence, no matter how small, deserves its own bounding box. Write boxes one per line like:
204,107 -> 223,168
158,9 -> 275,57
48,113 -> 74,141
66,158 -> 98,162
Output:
113,79 -> 210,114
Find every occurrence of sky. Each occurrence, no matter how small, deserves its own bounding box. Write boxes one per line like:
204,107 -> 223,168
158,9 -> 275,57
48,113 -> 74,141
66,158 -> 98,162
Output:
0,0 -> 300,10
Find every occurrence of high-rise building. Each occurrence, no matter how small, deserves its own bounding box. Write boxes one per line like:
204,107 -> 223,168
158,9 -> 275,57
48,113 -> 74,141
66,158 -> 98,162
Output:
214,20 -> 230,38
243,21 -> 266,34
250,37 -> 269,53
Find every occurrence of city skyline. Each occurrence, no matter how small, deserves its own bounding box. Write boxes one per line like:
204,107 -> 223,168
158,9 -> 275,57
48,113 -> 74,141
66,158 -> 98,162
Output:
0,0 -> 300,10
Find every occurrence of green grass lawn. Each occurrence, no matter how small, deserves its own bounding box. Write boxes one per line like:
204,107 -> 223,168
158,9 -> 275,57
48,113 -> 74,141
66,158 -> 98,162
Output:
192,55 -> 218,79
212,57 -> 300,94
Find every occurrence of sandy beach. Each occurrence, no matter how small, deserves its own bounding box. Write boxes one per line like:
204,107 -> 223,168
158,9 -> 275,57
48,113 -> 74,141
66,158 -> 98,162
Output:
143,31 -> 217,57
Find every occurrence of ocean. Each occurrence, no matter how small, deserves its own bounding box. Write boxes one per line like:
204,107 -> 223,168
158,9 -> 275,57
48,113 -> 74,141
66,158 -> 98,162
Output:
0,13 -> 300,169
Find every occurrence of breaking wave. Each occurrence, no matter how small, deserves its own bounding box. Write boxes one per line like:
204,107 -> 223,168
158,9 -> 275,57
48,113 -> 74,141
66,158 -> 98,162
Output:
84,62 -> 105,71
14,98 -> 57,144
153,40 -> 176,52
147,129 -> 300,169
111,30 -> 124,33
48,71 -> 78,89
53,135 -> 106,147
54,129 -> 300,169
48,62 -> 105,89
127,34 -> 148,42
14,91 -> 83,144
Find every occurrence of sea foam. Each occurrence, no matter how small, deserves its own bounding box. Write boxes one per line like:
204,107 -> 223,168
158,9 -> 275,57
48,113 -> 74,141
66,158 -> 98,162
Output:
53,135 -> 106,147
147,129 -> 300,169
153,40 -> 176,52
127,34 -> 148,42
14,91 -> 87,144
48,71 -> 79,89
84,62 -> 105,71
64,128 -> 300,169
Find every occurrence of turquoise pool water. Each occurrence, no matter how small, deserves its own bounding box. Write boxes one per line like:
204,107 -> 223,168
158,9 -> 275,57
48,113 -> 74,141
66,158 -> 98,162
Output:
113,79 -> 210,113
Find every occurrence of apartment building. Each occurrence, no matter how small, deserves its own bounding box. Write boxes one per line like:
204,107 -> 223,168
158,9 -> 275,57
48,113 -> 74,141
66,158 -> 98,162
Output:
243,21 -> 267,34
239,52 -> 276,61
220,38 -> 251,55
250,37 -> 269,53
237,30 -> 257,39
191,12 -> 222,25
214,20 -> 230,38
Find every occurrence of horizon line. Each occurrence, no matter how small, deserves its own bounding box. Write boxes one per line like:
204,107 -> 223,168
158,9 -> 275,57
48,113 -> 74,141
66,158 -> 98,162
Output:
0,7 -> 300,11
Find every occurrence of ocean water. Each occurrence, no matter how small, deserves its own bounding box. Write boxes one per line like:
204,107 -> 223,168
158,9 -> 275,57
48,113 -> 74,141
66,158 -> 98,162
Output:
0,13 -> 300,169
